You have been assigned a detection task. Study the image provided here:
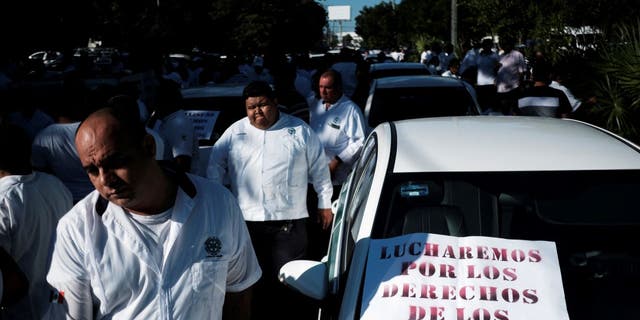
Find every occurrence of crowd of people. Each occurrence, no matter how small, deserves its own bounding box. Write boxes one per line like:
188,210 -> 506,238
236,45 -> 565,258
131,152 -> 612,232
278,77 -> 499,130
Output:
0,46 -> 367,319
420,38 -> 596,118
0,39 -> 595,319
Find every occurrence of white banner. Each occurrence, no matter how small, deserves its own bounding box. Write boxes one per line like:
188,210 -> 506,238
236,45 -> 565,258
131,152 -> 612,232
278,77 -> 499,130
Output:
185,110 -> 220,140
361,233 -> 569,320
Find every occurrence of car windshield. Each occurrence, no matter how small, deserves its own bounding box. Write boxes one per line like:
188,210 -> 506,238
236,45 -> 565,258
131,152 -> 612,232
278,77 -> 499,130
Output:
368,86 -> 475,128
368,169 -> 640,319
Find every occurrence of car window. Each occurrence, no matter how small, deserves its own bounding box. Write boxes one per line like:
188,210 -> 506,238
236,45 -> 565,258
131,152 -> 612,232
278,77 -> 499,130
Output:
325,134 -> 378,300
367,86 -> 476,128
344,136 -> 378,267
326,170 -> 353,293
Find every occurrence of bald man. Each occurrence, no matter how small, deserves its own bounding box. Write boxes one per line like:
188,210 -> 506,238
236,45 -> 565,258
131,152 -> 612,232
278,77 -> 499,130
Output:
46,107 -> 261,319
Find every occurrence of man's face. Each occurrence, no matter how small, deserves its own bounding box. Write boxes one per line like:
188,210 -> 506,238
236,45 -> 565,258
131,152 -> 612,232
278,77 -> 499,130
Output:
245,95 -> 278,130
319,75 -> 341,104
76,115 -> 154,210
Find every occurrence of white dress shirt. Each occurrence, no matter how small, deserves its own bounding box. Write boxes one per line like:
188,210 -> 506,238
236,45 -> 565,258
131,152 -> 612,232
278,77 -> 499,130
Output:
47,174 -> 261,319
207,113 -> 333,221
308,94 -> 366,185
0,172 -> 72,319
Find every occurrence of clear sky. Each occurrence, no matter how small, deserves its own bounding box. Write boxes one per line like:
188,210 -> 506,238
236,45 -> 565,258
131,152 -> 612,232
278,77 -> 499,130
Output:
320,0 -> 389,33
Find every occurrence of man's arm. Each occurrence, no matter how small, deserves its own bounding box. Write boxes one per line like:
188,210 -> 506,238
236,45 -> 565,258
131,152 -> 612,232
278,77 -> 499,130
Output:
223,286 -> 253,320
206,128 -> 232,184
0,247 -> 29,307
306,125 -> 334,229
47,218 -> 94,319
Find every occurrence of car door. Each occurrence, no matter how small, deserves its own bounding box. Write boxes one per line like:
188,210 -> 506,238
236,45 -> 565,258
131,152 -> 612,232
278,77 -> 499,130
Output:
322,134 -> 380,319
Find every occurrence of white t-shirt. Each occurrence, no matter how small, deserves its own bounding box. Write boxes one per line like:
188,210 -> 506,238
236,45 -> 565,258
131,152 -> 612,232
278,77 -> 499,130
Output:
497,50 -> 527,93
47,173 -> 261,319
0,172 -> 73,319
476,51 -> 500,86
152,110 -> 200,174
550,81 -> 582,112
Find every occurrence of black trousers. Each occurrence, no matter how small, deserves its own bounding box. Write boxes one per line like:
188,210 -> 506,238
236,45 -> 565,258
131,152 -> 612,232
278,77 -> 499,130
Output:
246,219 -> 315,320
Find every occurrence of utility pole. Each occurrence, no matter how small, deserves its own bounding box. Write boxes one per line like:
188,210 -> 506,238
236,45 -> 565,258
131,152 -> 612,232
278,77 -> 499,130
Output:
451,0 -> 458,47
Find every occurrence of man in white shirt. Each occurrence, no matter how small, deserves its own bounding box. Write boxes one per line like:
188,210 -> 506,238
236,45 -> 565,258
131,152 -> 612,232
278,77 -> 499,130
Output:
496,38 -> 527,114
307,69 -> 366,188
304,69 -> 366,262
207,80 -> 333,319
146,78 -> 199,174
47,107 -> 260,320
0,123 -> 73,319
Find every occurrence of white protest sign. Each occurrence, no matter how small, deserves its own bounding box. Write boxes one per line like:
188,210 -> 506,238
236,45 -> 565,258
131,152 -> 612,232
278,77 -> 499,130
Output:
185,110 -> 220,140
361,233 -> 569,320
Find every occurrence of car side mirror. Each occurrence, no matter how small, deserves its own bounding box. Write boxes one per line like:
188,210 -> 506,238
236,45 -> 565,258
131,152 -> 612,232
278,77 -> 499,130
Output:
279,260 -> 328,300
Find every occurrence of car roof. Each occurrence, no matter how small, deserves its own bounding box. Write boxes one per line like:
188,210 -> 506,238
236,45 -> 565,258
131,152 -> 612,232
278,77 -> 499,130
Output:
181,83 -> 245,99
373,75 -> 467,89
369,62 -> 428,72
374,116 -> 640,173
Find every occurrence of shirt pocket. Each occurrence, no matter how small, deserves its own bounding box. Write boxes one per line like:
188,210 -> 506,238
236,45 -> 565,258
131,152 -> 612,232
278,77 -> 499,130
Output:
282,134 -> 306,188
191,258 -> 228,303
324,118 -> 342,147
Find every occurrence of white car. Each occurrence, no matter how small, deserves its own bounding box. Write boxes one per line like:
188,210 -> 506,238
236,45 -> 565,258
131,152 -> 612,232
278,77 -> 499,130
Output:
281,116 -> 640,320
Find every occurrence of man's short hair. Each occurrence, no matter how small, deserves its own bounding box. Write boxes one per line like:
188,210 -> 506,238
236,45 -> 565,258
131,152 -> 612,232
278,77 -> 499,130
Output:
242,81 -> 275,101
320,69 -> 343,90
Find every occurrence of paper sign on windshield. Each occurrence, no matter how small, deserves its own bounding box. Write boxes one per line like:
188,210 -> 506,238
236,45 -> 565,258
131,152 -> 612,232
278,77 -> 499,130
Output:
361,233 -> 569,320
185,110 -> 220,140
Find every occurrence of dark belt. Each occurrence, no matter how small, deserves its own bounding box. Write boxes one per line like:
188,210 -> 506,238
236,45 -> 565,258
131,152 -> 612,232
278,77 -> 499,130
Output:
247,219 -> 295,230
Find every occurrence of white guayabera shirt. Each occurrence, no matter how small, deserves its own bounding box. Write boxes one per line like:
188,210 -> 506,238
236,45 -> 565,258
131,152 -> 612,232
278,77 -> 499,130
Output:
47,173 -> 261,319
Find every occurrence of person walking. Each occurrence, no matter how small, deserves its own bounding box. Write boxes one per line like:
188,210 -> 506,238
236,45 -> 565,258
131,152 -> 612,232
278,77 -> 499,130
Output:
516,60 -> 573,118
207,80 -> 333,319
496,37 -> 527,115
47,107 -> 261,319
0,123 -> 73,319
305,68 -> 366,260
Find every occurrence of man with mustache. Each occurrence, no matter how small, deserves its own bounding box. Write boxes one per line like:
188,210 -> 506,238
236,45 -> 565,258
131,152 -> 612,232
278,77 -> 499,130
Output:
46,105 -> 261,319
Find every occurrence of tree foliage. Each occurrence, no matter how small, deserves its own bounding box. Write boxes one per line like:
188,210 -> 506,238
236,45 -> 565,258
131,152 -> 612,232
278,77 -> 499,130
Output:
0,0 -> 327,58
355,2 -> 399,50
591,21 -> 640,142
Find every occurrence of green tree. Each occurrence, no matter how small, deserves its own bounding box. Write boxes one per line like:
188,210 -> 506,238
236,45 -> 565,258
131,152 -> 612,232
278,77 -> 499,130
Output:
590,21 -> 640,142
355,2 -> 399,50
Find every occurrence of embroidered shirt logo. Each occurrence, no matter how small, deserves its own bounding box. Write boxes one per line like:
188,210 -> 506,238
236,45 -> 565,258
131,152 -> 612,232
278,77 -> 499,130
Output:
205,236 -> 223,257
329,117 -> 341,130
288,128 -> 296,135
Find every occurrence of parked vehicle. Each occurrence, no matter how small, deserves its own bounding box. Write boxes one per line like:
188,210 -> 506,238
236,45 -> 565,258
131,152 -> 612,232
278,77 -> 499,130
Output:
367,62 -> 432,80
281,116 -> 640,320
181,83 -> 247,145
363,75 -> 481,133
28,50 -> 64,68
